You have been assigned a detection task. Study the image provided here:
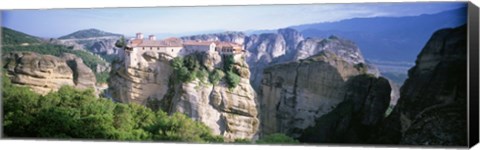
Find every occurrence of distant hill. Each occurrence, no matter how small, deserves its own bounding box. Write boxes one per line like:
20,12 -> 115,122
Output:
2,28 -> 110,83
289,7 -> 467,62
1,27 -> 42,45
58,28 -> 122,39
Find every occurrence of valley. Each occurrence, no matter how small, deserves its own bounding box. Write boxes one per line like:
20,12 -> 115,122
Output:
0,5 -> 469,146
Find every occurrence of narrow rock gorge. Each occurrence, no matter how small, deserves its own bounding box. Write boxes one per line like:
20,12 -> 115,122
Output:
373,25 -> 467,146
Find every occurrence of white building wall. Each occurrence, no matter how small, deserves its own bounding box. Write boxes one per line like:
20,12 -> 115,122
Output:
165,46 -> 183,57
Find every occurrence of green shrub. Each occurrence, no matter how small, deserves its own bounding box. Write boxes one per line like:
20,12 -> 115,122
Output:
256,133 -> 299,144
95,72 -> 110,83
2,76 -> 223,142
226,71 -> 241,89
209,69 -> 224,85
234,138 -> 252,144
223,55 -> 235,72
195,69 -> 209,82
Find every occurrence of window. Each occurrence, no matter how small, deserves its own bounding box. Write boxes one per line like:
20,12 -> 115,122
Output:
142,47 -> 145,50
172,49 -> 174,52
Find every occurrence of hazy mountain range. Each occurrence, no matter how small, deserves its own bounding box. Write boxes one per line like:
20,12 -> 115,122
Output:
289,7 -> 467,62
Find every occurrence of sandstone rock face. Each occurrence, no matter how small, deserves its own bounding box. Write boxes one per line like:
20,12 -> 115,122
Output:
61,53 -> 97,90
373,25 -> 467,146
259,50 -> 378,138
108,51 -> 259,141
299,75 -> 391,143
3,52 -> 96,95
108,53 -> 173,105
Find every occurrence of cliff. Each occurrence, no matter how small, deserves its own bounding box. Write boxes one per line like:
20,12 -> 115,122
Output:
108,52 -> 173,104
259,49 -> 388,138
182,29 -> 379,91
298,75 -> 391,143
373,25 -> 467,146
108,51 -> 259,141
3,52 -> 97,95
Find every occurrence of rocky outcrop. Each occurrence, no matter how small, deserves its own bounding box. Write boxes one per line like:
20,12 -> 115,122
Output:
61,53 -> 97,90
108,53 -> 173,105
298,75 -> 391,143
294,36 -> 365,64
181,32 -> 247,45
168,53 -> 258,141
89,38 -> 122,55
373,25 -> 467,146
53,37 -> 122,55
182,29 -> 378,91
259,49 -> 385,138
53,29 -> 123,56
3,52 -> 96,95
108,51 -> 259,141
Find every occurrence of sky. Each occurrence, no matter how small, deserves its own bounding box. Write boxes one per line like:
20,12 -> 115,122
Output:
1,2 -> 467,38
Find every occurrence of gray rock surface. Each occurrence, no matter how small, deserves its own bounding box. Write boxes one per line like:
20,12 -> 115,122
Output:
298,75 -> 391,143
259,50 -> 379,138
373,25 -> 467,146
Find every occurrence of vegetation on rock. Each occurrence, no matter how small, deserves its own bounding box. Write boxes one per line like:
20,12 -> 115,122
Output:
256,133 -> 299,144
171,53 -> 242,88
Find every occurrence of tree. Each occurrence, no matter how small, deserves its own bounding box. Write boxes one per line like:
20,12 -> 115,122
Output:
223,55 -> 235,72
256,133 -> 299,144
226,71 -> 241,89
115,36 -> 126,48
209,69 -> 224,85
2,76 -> 223,142
147,112 -> 223,143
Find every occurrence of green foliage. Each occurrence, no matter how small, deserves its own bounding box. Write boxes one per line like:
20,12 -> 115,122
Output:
195,69 -> 209,82
208,69 -> 224,85
171,53 -> 241,88
2,27 -> 109,84
171,55 -> 205,83
226,71 -> 241,89
233,138 -> 252,144
223,55 -> 235,71
256,133 -> 299,144
115,36 -> 126,48
95,72 -> 110,83
384,105 -> 395,117
1,27 -> 41,45
222,55 -> 241,89
2,77 -> 223,142
2,44 -> 107,75
184,55 -> 201,71
148,112 -> 223,143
